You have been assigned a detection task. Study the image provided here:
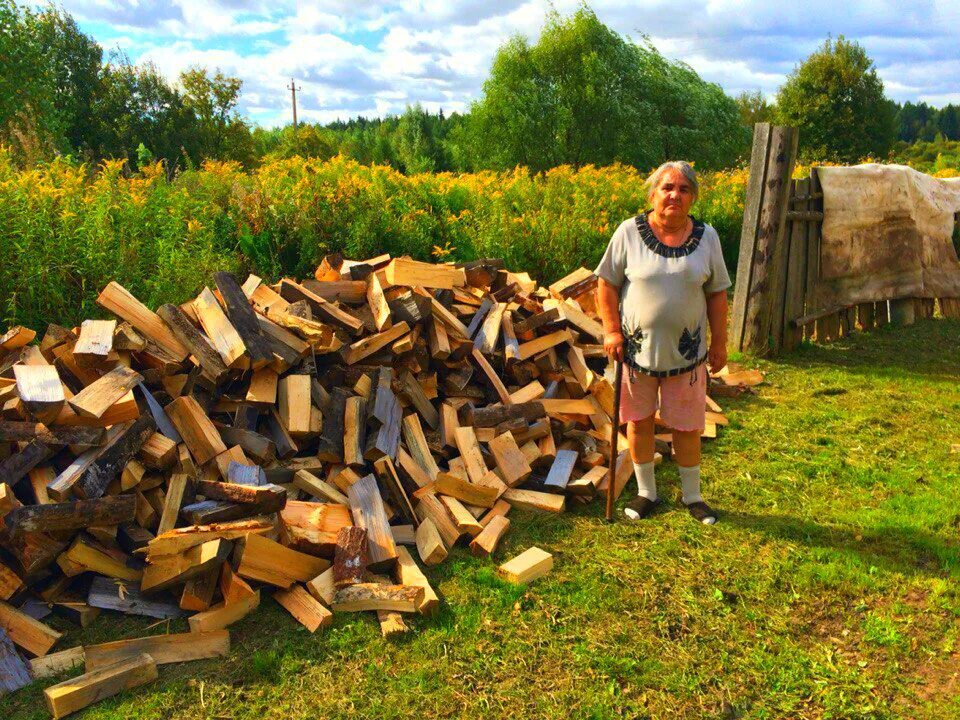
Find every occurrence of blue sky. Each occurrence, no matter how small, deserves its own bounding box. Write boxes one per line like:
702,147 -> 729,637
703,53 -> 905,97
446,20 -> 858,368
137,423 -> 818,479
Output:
46,1 -> 960,127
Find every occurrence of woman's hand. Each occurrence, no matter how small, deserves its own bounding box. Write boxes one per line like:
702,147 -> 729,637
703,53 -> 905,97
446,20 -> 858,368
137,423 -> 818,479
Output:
604,331 -> 624,362
707,340 -> 727,374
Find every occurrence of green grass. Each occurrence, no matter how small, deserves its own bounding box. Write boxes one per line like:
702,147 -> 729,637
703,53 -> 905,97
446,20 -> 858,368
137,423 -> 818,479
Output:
4,319 -> 960,719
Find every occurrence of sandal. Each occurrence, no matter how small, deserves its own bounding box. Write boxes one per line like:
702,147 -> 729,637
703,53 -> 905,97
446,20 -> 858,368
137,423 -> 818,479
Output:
685,500 -> 717,525
624,495 -> 658,520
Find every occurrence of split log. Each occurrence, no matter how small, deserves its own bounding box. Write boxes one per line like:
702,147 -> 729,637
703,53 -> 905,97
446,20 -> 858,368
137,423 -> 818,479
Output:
44,653 -> 157,719
347,474 -> 398,570
156,303 -> 229,382
84,630 -> 229,670
331,582 -> 423,612
67,366 -> 142,419
13,364 -> 65,423
333,526 -> 368,587
4,495 -> 136,533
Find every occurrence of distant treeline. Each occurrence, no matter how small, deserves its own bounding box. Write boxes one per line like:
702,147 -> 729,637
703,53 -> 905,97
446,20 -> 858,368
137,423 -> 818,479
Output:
2,0 -> 957,176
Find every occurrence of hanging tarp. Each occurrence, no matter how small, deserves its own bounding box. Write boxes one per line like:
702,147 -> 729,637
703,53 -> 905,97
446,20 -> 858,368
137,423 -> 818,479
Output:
813,164 -> 960,308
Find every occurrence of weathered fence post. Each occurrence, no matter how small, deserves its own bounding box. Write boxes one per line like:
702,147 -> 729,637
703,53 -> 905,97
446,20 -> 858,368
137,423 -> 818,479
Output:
730,123 -> 799,355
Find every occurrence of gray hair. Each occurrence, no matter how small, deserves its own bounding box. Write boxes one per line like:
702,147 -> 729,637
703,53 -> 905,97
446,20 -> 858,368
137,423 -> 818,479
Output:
646,161 -> 699,202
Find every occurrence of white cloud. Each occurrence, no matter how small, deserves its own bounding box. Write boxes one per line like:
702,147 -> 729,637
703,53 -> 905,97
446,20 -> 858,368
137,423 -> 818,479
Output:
43,0 -> 960,125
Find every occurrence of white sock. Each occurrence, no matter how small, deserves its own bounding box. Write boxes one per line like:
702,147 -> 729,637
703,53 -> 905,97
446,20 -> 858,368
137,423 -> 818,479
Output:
633,461 -> 657,501
624,461 -> 657,520
678,464 -> 703,505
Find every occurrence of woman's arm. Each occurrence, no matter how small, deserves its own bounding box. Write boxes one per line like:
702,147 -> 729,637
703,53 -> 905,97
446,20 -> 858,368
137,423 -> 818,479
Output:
705,290 -> 728,373
597,278 -> 623,362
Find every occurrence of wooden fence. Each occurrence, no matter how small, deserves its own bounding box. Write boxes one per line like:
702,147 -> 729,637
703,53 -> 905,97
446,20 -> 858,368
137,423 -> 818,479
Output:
730,122 -> 960,357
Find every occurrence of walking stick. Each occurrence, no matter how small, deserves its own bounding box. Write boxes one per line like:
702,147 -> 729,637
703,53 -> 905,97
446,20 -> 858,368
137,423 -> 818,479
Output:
604,359 -> 624,523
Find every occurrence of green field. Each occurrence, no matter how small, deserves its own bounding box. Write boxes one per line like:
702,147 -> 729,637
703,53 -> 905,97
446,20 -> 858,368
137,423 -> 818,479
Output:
4,318 -> 960,720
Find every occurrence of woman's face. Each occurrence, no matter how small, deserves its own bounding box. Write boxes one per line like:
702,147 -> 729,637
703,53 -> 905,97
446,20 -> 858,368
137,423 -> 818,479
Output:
652,168 -> 695,223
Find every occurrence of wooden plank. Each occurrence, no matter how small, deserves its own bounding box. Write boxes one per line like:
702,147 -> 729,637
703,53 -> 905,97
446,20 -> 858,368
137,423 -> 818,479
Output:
395,546 -> 439,615
193,286 -> 247,368
237,533 -> 329,589
347,474 -> 398,570
68,365 -> 142,419
293,470 -> 348,505
188,591 -> 260,633
87,576 -> 183,619
430,297 -> 470,339
44,653 -> 157,719
415,494 -> 460,548
730,122 -> 772,352
245,367 -> 278,406
427,316 -> 450,360
13,364 -> 64,423
498,547 -> 553,584
402,413 -> 441,481
385,258 -> 466,289
146,519 -> 273,557
331,583 -> 423,612
165,396 -> 227,466
84,631 -> 229,670
439,495 -> 483,535
73,319 -> 116,367
213,271 -> 274,368
435,472 -> 499,508
344,322 -> 409,364
488,431 -> 532,487
538,398 -> 596,415
0,599 -> 62,656
141,538 -> 230,593
366,271 -> 392,331
502,488 -> 566,513
343,396 -> 366,467
474,302 -> 506,354
543,449 -> 578,493
29,646 -> 85,680
517,329 -> 573,361
739,124 -> 798,353
782,176 -> 810,350
469,515 -> 510,558
97,281 -> 189,361
278,374 -> 312,437
156,303 -> 229,382
273,584 -> 332,632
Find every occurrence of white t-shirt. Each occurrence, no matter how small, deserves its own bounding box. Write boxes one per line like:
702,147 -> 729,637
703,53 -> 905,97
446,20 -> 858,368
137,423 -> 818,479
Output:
594,212 -> 731,376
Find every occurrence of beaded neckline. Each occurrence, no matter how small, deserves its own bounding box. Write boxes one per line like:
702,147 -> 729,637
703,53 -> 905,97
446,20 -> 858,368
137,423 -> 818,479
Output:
635,211 -> 705,258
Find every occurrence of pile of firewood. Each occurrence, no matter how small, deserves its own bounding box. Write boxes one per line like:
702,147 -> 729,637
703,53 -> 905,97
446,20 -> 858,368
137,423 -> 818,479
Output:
0,255 -> 758,716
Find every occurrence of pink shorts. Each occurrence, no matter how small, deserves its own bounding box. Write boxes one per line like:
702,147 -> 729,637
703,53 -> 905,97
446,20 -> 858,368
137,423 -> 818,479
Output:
619,364 -> 707,432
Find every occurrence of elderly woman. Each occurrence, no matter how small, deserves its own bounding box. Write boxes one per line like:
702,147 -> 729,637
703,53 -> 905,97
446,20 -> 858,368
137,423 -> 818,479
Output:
595,161 -> 731,524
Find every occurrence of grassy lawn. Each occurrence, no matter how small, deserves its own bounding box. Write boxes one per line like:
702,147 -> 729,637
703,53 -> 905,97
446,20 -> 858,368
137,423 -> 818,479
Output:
4,318 -> 959,720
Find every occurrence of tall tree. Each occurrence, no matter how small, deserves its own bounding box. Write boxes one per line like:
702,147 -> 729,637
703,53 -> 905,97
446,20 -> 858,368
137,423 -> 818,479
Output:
0,0 -> 61,161
35,7 -> 103,157
776,36 -> 896,162
466,7 -> 746,172
180,67 -> 253,165
735,90 -> 776,127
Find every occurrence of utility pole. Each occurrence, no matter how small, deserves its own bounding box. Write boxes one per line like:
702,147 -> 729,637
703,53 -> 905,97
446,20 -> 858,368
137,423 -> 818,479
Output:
287,78 -> 301,134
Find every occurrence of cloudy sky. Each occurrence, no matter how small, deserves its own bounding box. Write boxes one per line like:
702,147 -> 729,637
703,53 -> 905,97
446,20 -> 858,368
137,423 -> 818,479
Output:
48,0 -> 960,127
